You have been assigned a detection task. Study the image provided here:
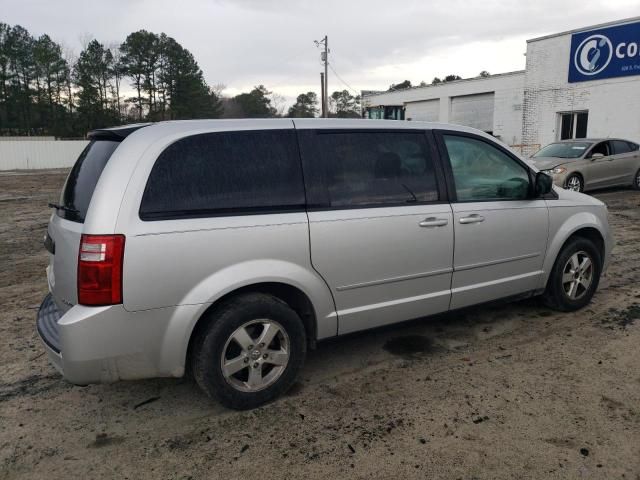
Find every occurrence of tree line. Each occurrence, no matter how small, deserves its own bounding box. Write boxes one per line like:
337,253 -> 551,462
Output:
0,23 -> 361,138
285,90 -> 361,118
387,71 -> 490,91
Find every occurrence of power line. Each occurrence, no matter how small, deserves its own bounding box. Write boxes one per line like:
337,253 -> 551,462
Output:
328,52 -> 361,95
328,62 -> 359,96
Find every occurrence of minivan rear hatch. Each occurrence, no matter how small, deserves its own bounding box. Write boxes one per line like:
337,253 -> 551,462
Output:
46,124 -> 148,313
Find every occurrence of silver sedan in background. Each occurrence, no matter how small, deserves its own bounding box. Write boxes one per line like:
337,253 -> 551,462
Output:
530,139 -> 640,192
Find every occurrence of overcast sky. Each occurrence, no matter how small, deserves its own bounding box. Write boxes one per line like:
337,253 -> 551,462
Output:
1,0 -> 638,105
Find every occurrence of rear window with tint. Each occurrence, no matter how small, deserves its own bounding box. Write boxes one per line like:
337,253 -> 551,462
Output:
140,130 -> 305,220
59,140 -> 119,223
298,131 -> 439,208
612,140 -> 632,155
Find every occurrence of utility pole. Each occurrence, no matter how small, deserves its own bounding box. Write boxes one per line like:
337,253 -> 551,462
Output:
315,35 -> 329,118
323,36 -> 328,118
320,72 -> 325,118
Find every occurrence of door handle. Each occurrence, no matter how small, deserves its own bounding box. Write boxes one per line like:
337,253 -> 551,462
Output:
419,217 -> 449,228
459,214 -> 485,224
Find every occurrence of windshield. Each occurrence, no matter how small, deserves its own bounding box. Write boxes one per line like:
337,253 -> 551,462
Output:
533,142 -> 592,159
58,140 -> 120,223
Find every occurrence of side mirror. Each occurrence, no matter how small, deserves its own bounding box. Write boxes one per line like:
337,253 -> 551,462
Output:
590,152 -> 605,159
535,171 -> 553,196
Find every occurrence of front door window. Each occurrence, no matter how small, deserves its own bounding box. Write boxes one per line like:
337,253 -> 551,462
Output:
443,135 -> 530,201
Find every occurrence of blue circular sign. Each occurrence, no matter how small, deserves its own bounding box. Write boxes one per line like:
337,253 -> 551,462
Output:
574,34 -> 613,76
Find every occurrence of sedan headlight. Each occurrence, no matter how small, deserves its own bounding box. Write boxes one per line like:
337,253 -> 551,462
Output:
541,167 -> 567,175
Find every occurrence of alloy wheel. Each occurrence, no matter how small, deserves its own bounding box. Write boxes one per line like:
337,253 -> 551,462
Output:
220,319 -> 290,392
566,176 -> 582,192
562,251 -> 593,300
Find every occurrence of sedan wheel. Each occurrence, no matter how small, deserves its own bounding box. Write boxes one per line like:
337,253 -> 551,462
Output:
565,175 -> 583,192
561,251 -> 593,300
633,168 -> 640,190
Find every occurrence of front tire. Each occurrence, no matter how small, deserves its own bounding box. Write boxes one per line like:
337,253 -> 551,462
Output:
192,293 -> 306,410
632,168 -> 640,190
565,174 -> 584,192
542,237 -> 601,311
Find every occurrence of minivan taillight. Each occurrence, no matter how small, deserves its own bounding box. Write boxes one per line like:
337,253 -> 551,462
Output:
77,234 -> 125,306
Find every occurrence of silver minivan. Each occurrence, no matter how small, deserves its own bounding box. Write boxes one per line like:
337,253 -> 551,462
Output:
37,119 -> 612,409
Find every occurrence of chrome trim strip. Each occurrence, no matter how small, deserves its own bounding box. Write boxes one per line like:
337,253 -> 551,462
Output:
334,289 -> 451,317
451,270 -> 543,293
336,267 -> 453,291
135,221 -> 307,237
455,252 -> 541,272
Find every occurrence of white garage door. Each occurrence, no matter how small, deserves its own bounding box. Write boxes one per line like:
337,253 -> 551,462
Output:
450,93 -> 494,132
405,99 -> 439,122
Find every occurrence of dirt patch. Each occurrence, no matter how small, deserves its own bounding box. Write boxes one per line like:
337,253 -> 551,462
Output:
383,335 -> 435,357
600,303 -> 640,329
87,433 -> 126,449
0,374 -> 68,402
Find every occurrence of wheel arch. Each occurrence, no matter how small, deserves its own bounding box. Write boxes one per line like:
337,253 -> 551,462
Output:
541,212 -> 608,290
187,281 -> 318,358
565,227 -> 605,261
565,171 -> 585,190
154,258 -> 337,378
236,283 -> 318,345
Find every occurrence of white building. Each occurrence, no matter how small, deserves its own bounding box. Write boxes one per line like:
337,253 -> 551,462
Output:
362,16 -> 640,156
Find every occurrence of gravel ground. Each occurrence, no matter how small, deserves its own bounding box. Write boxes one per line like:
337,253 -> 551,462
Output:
1,170 -> 639,480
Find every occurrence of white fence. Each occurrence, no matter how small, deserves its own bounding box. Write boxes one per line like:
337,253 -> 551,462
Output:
0,140 -> 89,170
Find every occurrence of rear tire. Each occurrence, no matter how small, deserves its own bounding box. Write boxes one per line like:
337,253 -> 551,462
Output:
565,174 -> 584,192
192,293 -> 306,410
542,237 -> 601,311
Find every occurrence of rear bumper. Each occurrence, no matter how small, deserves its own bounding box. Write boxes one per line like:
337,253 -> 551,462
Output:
35,293 -> 194,385
36,294 -> 62,354
36,294 -> 65,375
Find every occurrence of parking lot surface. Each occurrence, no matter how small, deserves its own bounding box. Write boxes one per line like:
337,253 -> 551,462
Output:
1,170 -> 639,479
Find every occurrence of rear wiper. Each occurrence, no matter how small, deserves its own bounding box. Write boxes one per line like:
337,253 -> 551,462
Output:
48,202 -> 79,214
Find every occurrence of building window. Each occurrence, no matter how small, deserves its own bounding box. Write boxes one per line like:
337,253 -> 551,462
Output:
365,106 -> 404,120
384,106 -> 405,120
559,111 -> 588,140
366,107 -> 384,119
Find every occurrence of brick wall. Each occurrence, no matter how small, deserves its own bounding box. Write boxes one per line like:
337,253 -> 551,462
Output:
363,72 -> 525,150
522,32 -> 640,157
